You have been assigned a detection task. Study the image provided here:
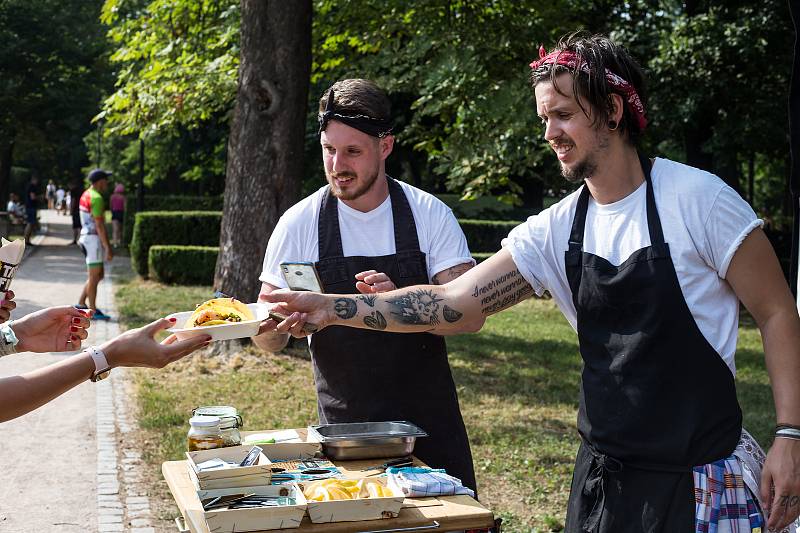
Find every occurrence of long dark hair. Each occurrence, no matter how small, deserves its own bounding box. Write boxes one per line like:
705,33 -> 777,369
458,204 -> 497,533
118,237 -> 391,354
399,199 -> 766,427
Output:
530,32 -> 647,145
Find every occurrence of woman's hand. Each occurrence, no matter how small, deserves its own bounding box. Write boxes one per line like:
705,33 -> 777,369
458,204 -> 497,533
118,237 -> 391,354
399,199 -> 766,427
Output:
0,290 -> 17,323
14,305 -> 90,353
100,318 -> 211,369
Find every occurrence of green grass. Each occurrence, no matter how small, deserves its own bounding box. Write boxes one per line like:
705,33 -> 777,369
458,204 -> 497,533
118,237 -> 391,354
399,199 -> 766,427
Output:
115,277 -> 210,330
115,277 -> 777,532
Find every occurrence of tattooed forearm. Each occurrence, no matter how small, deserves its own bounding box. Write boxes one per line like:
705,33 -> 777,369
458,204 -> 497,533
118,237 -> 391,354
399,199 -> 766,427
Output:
387,289 -> 444,326
363,310 -> 387,330
433,262 -> 474,284
443,305 -> 463,323
473,269 -> 534,315
357,294 -> 377,307
333,298 -> 358,319
331,286 -> 466,332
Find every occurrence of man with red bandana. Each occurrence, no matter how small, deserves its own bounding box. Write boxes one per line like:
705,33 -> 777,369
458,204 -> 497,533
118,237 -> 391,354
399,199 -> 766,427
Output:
261,34 -> 800,532
252,79 -> 479,493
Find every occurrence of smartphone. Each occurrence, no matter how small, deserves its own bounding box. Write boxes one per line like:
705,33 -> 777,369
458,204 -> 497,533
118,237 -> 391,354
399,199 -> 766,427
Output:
280,262 -> 324,292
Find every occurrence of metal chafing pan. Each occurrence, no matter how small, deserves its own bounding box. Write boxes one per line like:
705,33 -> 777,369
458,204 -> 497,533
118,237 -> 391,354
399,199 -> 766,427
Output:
308,421 -> 428,460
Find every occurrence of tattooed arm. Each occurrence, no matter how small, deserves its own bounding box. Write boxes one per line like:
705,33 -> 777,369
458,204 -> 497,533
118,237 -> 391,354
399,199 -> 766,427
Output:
432,262 -> 474,285
264,249 -> 534,336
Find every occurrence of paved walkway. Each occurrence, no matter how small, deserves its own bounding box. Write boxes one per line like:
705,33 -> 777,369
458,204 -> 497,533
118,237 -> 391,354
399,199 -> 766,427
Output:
0,210 -> 155,532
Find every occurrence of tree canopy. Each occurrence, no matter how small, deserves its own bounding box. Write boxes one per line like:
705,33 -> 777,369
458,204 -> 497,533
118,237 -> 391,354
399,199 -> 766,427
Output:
0,0 -> 111,198
2,1 -> 793,227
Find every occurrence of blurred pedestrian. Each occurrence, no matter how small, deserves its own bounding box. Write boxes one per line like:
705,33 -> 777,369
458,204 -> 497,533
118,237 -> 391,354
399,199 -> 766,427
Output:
68,180 -> 82,244
6,193 -> 24,225
23,176 -> 40,245
110,183 -> 126,247
55,185 -> 66,215
45,179 -> 56,210
76,169 -> 113,320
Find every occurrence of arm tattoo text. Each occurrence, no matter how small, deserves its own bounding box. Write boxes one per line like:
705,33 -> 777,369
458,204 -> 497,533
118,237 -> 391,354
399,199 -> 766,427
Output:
473,269 -> 534,314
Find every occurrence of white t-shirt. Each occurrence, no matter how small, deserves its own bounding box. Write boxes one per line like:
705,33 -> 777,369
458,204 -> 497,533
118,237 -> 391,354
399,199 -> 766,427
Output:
502,158 -> 762,375
260,180 -> 475,288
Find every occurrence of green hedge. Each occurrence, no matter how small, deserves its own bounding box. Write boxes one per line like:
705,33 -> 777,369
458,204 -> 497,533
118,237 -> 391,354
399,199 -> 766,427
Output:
437,193 -> 535,221
149,245 -> 219,285
459,219 -> 521,254
472,252 -> 494,263
123,195 -> 223,245
130,211 -> 222,277
130,209 -> 518,280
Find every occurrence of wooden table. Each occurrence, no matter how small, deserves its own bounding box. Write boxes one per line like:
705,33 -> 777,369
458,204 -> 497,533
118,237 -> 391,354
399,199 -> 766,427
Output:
163,456 -> 495,533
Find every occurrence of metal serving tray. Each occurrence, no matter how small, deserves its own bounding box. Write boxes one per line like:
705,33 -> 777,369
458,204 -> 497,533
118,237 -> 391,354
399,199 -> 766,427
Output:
308,421 -> 428,461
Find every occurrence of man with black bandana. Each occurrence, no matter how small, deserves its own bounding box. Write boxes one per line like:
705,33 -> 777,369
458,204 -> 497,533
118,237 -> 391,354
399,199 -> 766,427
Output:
263,35 -> 800,532
253,79 -> 478,493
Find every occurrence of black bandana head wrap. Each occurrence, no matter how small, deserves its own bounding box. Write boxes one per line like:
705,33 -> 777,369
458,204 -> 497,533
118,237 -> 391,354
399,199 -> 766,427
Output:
317,89 -> 394,138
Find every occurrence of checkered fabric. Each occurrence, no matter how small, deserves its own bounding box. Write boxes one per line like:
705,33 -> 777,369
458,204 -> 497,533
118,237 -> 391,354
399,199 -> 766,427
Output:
386,466 -> 475,498
694,455 -> 763,532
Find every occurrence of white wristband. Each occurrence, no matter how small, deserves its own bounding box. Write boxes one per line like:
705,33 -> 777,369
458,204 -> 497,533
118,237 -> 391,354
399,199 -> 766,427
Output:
88,346 -> 111,382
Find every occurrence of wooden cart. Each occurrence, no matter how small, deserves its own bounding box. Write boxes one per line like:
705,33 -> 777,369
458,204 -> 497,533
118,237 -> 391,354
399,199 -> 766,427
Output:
163,454 -> 497,533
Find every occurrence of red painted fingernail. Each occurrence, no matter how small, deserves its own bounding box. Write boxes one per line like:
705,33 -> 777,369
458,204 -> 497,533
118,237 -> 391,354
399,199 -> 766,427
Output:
70,326 -> 78,332
72,318 -> 81,324
71,335 -> 79,342
168,317 -> 177,322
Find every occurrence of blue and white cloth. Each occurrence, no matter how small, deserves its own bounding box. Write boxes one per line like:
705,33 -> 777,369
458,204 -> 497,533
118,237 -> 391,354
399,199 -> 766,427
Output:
386,466 -> 475,498
694,429 -> 799,533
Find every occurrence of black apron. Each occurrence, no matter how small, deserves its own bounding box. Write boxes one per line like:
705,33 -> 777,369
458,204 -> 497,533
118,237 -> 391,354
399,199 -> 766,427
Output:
310,177 -> 476,492
563,155 -> 742,532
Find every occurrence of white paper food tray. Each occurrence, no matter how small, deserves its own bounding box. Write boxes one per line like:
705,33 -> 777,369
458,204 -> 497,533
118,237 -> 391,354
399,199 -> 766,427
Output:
167,303 -> 270,342
199,483 -> 307,532
300,477 -> 404,523
186,445 -> 272,490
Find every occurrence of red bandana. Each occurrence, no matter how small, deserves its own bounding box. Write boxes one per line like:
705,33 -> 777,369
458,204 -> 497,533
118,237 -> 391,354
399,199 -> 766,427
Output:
530,46 -> 648,131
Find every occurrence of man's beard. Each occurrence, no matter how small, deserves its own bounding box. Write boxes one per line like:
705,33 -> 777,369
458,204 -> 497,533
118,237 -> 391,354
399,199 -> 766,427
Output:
327,168 -> 379,200
556,130 -> 608,184
560,157 -> 596,183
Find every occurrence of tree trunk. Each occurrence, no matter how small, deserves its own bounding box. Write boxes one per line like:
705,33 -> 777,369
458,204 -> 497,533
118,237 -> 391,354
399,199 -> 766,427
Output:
0,138 -> 14,207
215,0 -> 312,302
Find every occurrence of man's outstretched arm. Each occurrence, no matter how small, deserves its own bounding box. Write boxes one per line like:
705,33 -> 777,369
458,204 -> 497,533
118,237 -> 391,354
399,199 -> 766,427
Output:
263,248 -> 534,337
